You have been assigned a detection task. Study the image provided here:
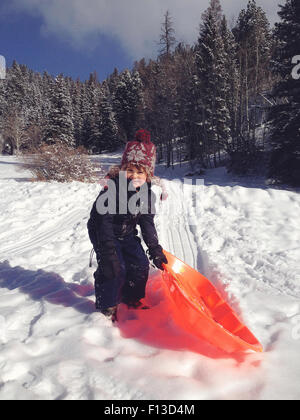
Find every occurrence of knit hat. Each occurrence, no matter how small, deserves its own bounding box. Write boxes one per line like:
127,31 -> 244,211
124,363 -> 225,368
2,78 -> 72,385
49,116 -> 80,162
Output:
121,129 -> 156,177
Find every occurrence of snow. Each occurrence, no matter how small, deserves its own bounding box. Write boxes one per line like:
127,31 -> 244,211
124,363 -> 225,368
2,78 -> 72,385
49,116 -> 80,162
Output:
0,153 -> 300,400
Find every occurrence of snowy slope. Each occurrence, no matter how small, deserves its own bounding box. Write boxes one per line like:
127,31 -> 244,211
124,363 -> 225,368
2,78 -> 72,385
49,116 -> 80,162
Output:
0,154 -> 299,400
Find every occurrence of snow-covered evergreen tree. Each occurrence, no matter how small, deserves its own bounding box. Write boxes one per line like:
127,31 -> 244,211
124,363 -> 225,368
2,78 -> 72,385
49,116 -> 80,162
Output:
98,86 -> 119,152
220,16 -> 240,152
6,61 -> 26,113
201,0 -> 223,31
195,9 -> 231,166
1,62 -> 29,152
268,0 -> 300,186
40,71 -> 54,127
78,81 -> 92,150
44,74 -> 75,146
76,72 -> 104,152
182,72 -> 205,162
26,69 -> 43,126
0,78 -> 7,132
113,70 -> 144,141
69,78 -> 83,147
87,89 -> 101,152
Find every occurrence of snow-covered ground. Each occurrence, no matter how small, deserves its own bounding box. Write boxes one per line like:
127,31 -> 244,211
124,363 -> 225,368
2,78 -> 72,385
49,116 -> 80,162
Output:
0,153 -> 299,400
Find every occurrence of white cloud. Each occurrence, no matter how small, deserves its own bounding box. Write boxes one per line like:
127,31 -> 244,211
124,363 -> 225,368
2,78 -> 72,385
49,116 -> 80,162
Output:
9,0 -> 280,59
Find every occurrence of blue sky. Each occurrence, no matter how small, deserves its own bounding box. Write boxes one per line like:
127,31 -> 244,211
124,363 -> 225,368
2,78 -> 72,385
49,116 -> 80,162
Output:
0,0 -> 280,82
0,5 -> 133,81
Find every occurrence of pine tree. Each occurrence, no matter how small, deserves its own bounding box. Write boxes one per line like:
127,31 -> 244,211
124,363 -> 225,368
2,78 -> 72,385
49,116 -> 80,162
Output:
113,70 -> 144,140
98,87 -> 119,152
201,0 -> 223,30
2,62 -> 30,152
70,78 -> 83,147
26,69 -> 43,126
182,72 -> 205,163
220,16 -> 240,152
85,76 -> 103,152
44,74 -> 75,146
268,0 -> 300,186
6,61 -> 26,113
195,9 -> 231,166
136,59 -> 163,147
40,71 -> 54,126
88,104 -> 102,153
0,77 -> 7,132
79,81 -> 93,149
172,44 -> 198,164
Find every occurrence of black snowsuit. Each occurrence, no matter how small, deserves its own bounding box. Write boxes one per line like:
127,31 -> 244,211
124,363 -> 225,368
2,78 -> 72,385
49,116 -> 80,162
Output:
87,175 -> 164,311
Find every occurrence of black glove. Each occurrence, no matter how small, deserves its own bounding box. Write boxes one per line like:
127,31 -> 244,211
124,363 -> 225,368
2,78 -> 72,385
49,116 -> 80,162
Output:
149,246 -> 168,271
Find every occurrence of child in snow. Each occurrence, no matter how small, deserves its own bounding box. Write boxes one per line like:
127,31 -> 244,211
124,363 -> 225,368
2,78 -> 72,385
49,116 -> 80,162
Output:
87,129 -> 168,320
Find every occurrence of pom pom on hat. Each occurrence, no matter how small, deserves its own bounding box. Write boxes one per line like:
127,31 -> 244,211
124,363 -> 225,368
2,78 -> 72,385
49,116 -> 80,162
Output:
134,129 -> 151,144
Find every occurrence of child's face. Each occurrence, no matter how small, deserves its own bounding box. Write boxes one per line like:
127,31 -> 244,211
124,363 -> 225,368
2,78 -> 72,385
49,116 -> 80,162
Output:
126,165 -> 147,188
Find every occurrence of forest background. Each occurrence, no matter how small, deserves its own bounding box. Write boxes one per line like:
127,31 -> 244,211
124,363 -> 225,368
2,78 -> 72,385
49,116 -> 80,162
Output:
0,0 -> 299,187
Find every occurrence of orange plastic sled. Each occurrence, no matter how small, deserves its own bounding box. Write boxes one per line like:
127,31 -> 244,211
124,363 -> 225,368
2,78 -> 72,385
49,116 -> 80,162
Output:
161,250 -> 263,354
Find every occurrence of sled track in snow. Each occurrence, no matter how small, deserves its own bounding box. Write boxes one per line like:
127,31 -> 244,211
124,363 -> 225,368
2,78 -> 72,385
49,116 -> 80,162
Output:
157,180 -> 201,270
1,208 -> 86,257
